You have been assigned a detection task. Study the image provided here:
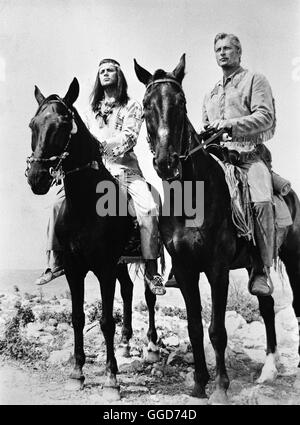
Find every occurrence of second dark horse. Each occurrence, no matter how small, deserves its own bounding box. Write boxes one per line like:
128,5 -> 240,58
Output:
134,54 -> 300,403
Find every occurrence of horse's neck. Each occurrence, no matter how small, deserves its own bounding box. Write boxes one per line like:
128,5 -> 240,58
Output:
62,114 -> 106,217
181,122 -> 230,218
66,115 -> 97,170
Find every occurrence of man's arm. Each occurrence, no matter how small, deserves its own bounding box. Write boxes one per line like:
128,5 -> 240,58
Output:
104,101 -> 143,158
227,74 -> 276,138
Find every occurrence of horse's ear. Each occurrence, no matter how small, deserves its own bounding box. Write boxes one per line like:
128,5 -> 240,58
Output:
34,85 -> 45,105
63,78 -> 79,106
172,54 -> 186,83
134,59 -> 152,86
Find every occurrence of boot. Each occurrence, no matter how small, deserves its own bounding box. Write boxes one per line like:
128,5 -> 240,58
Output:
248,202 -> 275,296
144,259 -> 166,295
35,250 -> 64,285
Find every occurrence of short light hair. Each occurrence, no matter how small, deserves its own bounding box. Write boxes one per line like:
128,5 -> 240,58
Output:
214,33 -> 242,57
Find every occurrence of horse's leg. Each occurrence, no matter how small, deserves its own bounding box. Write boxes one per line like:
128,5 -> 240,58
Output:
94,265 -> 120,400
173,264 -> 209,399
279,192 -> 300,380
206,266 -> 230,404
243,266 -> 280,383
64,257 -> 87,387
256,294 -> 279,383
116,263 -> 133,357
143,276 -> 159,363
280,252 -> 300,372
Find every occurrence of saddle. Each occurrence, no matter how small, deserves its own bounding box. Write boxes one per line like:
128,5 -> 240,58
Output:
206,142 -> 293,242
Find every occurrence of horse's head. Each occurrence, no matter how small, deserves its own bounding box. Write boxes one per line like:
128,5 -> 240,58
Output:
26,78 -> 79,194
134,55 -> 186,181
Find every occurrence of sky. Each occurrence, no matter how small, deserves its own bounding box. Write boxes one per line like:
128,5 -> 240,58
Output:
0,0 -> 299,269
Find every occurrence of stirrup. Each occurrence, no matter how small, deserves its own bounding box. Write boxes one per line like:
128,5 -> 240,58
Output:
35,267 -> 65,286
145,274 -> 166,296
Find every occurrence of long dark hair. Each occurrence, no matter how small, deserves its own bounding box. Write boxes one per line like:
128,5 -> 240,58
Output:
90,59 -> 129,113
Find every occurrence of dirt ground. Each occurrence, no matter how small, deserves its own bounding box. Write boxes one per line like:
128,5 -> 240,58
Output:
1,268 -> 300,406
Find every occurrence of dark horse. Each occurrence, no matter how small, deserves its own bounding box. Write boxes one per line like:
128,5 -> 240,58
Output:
134,54 -> 300,403
26,78 -> 161,400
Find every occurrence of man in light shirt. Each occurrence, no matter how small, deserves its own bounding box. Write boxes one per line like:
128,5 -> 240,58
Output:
202,33 -> 276,296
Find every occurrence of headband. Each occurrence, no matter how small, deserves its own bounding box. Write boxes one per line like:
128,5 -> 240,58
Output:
99,59 -> 120,68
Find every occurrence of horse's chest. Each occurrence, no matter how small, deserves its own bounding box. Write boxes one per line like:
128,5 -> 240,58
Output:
163,227 -> 205,257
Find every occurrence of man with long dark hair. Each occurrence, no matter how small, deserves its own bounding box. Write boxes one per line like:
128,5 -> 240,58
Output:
86,58 -> 166,295
36,58 -> 166,296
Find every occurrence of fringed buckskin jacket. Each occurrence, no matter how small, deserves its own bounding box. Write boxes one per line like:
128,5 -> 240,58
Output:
202,67 -> 276,153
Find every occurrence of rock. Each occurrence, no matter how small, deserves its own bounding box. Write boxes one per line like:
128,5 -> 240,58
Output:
185,371 -> 194,388
275,306 -> 298,333
255,394 -> 280,405
166,351 -> 182,365
225,311 -> 247,336
0,295 -> 20,309
48,318 -> 58,327
164,336 -> 180,347
228,379 -> 246,394
48,349 -> 72,365
204,342 -> 215,366
117,357 -> 143,373
151,368 -> 164,378
25,322 -> 45,338
227,340 -> 244,354
243,348 -> 266,364
163,365 -> 176,376
0,317 -> 7,338
178,341 -> 189,354
57,323 -> 71,332
44,325 -> 56,334
183,353 -> 194,364
39,334 -> 54,345
142,346 -> 160,363
59,299 -> 71,307
126,385 -> 149,393
130,348 -> 140,357
235,321 -> 265,349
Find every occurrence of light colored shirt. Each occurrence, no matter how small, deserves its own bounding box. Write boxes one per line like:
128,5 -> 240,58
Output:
202,67 -> 276,152
85,98 -> 143,175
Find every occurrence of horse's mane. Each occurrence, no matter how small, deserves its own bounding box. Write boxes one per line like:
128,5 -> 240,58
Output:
71,106 -> 103,166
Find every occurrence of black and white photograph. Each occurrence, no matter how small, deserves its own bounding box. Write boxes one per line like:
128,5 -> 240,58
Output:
0,0 -> 300,408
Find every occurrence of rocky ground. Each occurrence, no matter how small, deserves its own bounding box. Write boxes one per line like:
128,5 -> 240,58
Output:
0,269 -> 300,405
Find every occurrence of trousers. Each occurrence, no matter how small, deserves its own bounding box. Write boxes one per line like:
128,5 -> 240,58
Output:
46,171 -> 160,260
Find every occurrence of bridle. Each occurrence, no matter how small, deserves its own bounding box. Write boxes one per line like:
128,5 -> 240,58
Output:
25,96 -> 98,186
144,78 -> 227,164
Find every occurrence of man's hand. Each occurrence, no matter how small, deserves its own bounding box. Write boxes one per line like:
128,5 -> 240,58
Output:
207,120 -> 232,142
208,119 -> 232,131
